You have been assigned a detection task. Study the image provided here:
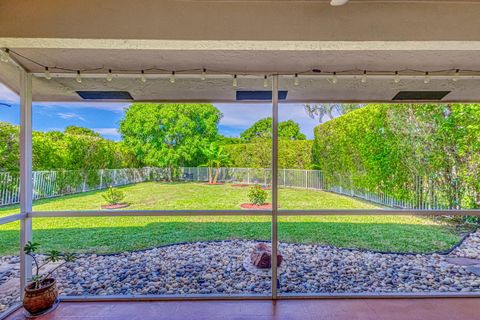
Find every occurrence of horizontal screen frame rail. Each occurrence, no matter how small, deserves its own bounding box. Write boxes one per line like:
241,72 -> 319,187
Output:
27,209 -> 480,218
0,213 -> 26,225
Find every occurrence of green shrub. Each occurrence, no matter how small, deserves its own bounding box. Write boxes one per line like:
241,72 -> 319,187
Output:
248,184 -> 267,205
102,186 -> 125,205
224,140 -> 313,169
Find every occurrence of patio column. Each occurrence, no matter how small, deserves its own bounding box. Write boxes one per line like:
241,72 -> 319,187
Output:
19,70 -> 33,295
271,74 -> 279,299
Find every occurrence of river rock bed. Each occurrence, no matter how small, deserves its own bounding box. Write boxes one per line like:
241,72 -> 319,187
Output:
1,231 -> 480,313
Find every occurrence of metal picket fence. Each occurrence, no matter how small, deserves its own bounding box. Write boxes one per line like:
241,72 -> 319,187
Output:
1,166 -> 448,209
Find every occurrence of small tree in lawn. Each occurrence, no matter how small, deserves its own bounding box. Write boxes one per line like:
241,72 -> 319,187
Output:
248,185 -> 268,205
201,142 -> 231,184
102,186 -> 125,205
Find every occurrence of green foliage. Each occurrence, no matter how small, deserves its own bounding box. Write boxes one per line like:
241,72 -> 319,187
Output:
201,142 -> 231,183
0,122 -> 138,172
24,241 -> 75,289
119,103 -> 221,179
248,184 -> 267,205
312,104 -> 480,216
225,140 -> 313,169
240,117 -> 306,141
102,186 -> 125,205
64,126 -> 100,137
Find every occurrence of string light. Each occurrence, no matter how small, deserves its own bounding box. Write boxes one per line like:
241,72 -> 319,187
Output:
140,70 -> 147,83
170,71 -> 176,83
232,74 -> 238,87
424,72 -> 430,84
0,49 -> 9,63
332,72 -> 338,84
394,71 -> 400,84
76,70 -> 82,83
294,73 -> 299,86
361,70 -> 367,83
44,67 -> 52,80
106,69 -> 113,82
452,69 -> 460,82
263,75 -> 268,88
201,68 -> 206,81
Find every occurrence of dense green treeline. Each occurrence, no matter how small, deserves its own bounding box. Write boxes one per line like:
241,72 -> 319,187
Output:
313,104 -> 480,209
0,122 -> 138,172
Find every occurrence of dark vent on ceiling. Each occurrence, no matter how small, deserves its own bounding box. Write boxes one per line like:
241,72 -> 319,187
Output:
236,90 -> 288,101
392,91 -> 450,101
76,91 -> 133,100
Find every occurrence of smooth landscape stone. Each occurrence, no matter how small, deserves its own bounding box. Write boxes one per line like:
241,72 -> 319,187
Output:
1,230 -> 480,314
445,257 -> 480,266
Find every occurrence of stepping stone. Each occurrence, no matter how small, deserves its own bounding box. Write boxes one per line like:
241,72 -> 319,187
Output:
445,257 -> 480,266
466,266 -> 480,277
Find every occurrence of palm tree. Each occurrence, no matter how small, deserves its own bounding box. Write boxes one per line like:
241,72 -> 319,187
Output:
201,143 -> 232,184
304,103 -> 363,122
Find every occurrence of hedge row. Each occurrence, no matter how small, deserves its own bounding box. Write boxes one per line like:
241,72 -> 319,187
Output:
224,140 -> 313,169
0,122 -> 138,172
312,104 -> 480,210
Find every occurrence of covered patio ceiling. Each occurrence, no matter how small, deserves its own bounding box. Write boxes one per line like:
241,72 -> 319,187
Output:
1,0 -> 480,102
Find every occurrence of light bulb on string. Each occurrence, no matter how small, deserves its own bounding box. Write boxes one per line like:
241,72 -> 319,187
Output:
106,69 -> 113,82
201,68 -> 206,81
394,71 -> 400,84
294,73 -> 299,86
170,71 -> 176,84
44,67 -> 52,80
76,71 -> 82,83
140,70 -> 147,83
263,75 -> 268,88
452,69 -> 460,82
424,72 -> 430,84
361,70 -> 367,83
0,49 -> 9,63
332,72 -> 338,84
233,74 -> 238,87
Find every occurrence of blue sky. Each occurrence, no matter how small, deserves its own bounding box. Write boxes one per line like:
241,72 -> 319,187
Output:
0,83 -> 320,140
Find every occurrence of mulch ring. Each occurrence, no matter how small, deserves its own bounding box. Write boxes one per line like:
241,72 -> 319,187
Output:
240,203 -> 272,210
231,184 -> 250,187
101,203 -> 130,209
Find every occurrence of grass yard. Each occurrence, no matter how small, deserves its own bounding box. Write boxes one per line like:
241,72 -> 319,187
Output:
0,182 -> 470,255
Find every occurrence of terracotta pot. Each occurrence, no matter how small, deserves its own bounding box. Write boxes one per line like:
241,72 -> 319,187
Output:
23,278 -> 58,315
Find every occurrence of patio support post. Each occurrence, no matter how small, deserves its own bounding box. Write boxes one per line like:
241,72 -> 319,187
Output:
19,70 -> 33,295
271,75 -> 279,299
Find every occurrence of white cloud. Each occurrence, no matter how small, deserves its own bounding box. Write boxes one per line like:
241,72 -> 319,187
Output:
0,83 -> 19,103
35,101 -> 129,113
215,103 -> 321,139
93,127 -> 120,138
57,112 -> 86,121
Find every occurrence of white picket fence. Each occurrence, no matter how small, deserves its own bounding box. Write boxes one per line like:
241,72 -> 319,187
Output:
0,166 -> 446,209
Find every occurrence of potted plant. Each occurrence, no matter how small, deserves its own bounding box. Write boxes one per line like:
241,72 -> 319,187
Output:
23,241 -> 75,315
101,186 -> 129,209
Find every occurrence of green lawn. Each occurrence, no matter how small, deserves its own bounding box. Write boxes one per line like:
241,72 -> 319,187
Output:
0,182 -> 469,255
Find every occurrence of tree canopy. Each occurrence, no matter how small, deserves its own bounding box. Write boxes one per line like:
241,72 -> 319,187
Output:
240,117 -> 306,141
119,103 -> 222,178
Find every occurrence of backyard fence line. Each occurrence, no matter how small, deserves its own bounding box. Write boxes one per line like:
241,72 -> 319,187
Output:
1,166 -> 447,210
180,167 -> 449,210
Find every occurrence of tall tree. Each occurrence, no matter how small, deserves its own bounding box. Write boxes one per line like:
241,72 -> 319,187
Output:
119,103 -> 221,179
240,117 -> 306,141
304,103 -> 363,122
